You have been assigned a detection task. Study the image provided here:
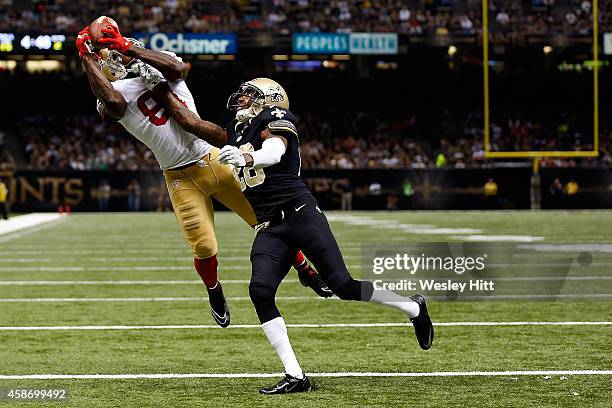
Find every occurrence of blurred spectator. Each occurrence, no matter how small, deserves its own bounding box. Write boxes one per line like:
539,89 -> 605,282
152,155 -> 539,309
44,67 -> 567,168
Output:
0,0 -> 603,41
11,109 -> 612,171
484,177 -> 499,208
565,179 -> 579,195
369,182 -> 382,195
333,178 -> 353,211
484,178 -> 498,197
0,178 -> 8,220
17,115 -> 158,171
127,179 -> 141,211
386,193 -> 399,210
549,178 -> 564,196
97,179 -> 111,211
435,152 -> 447,167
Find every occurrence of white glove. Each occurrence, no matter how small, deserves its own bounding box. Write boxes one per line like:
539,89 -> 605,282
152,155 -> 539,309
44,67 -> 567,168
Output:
218,145 -> 246,167
135,61 -> 166,91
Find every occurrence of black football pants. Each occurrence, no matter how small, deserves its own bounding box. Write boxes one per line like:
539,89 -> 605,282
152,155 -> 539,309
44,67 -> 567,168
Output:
249,193 -> 374,324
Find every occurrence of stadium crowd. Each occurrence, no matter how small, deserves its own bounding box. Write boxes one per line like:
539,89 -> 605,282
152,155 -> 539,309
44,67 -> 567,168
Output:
18,115 -> 158,171
7,110 -> 610,171
0,0 -> 605,38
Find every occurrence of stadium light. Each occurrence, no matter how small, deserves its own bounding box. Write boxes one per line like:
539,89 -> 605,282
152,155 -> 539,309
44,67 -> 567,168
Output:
448,45 -> 458,56
543,45 -> 553,55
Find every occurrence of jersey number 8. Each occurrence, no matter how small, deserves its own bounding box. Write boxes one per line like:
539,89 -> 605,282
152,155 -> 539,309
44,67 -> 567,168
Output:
136,91 -> 170,126
231,143 -> 265,191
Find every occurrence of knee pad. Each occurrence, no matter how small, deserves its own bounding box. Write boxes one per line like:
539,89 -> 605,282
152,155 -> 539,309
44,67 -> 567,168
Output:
249,282 -> 276,306
192,236 -> 217,259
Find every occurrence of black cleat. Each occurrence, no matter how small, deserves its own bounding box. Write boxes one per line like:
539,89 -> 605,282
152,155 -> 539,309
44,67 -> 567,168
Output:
259,374 -> 312,394
207,282 -> 230,328
297,266 -> 333,298
409,294 -> 434,350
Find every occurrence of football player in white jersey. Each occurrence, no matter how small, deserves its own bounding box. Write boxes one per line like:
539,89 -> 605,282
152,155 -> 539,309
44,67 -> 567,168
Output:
75,21 -> 331,327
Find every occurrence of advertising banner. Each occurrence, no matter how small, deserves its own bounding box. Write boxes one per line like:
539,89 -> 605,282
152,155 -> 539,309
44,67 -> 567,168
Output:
293,32 -> 398,54
133,32 -> 237,54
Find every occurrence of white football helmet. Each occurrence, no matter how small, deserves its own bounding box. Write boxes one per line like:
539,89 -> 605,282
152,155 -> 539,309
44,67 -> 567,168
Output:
227,78 -> 289,123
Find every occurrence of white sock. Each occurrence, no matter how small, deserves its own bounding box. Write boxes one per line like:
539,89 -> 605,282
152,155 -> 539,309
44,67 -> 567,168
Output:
261,317 -> 304,379
370,289 -> 420,318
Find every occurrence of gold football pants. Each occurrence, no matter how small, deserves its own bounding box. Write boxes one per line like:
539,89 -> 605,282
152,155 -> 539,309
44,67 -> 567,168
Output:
163,147 -> 257,259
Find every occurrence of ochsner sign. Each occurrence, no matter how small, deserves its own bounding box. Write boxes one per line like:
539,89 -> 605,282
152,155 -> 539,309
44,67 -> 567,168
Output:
134,33 -> 237,54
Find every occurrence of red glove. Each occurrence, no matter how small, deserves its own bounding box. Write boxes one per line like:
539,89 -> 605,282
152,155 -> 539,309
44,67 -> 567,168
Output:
76,26 -> 95,58
98,24 -> 132,54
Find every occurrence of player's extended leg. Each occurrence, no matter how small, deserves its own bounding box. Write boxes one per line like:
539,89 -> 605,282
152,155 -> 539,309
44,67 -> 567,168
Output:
289,195 -> 434,350
210,151 -> 332,297
249,228 -> 312,394
164,167 -> 229,328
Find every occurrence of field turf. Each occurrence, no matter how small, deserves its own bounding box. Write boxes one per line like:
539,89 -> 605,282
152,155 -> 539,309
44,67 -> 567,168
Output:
0,211 -> 610,407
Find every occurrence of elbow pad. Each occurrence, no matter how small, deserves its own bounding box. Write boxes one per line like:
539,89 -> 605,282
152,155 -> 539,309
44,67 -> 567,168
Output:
250,137 -> 287,168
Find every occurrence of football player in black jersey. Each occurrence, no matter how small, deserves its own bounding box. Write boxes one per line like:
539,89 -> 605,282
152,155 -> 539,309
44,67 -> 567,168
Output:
147,77 -> 434,395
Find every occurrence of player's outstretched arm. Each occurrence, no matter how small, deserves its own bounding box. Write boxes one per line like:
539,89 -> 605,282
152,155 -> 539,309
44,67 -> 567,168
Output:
153,82 -> 228,147
125,47 -> 189,82
76,26 -> 126,119
81,54 -> 126,120
219,131 -> 288,168
98,25 -> 188,82
244,130 -> 287,167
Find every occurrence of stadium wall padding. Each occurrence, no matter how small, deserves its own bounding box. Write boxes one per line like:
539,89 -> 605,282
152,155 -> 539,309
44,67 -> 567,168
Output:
0,168 -> 610,212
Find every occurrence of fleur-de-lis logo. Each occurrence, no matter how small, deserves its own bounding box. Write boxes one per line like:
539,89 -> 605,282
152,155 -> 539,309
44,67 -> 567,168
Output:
271,108 -> 286,119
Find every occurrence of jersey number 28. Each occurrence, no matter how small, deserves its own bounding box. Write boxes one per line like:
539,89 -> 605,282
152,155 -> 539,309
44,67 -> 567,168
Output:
231,143 -> 265,191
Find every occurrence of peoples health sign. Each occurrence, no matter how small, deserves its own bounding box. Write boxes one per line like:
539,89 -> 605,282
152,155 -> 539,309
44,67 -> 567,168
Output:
293,32 -> 398,55
133,33 -> 237,54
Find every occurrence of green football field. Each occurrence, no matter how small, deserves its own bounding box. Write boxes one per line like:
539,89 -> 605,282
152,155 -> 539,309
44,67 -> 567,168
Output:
0,211 -> 611,407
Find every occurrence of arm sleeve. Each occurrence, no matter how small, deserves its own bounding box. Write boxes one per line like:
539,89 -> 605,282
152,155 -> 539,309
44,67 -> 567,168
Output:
249,137 -> 287,168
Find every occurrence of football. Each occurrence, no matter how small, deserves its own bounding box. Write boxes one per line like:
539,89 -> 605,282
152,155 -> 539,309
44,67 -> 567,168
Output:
89,16 -> 118,48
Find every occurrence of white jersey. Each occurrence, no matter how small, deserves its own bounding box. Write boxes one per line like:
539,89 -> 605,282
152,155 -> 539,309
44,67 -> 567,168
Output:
99,77 -> 212,170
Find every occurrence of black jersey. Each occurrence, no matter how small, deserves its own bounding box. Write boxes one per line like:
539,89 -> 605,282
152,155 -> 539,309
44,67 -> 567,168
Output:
226,106 -> 310,222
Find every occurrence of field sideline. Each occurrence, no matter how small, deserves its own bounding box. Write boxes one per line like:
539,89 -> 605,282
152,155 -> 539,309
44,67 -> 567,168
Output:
0,211 -> 611,407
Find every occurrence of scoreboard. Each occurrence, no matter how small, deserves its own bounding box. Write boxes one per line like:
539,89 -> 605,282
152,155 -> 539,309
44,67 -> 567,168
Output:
0,33 -> 67,54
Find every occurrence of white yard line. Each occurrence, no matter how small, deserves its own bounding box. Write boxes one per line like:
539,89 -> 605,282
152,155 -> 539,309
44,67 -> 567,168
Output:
0,265 -> 363,272
0,370 -> 609,380
0,321 -> 610,331
327,214 -> 483,235
0,249 -> 362,256
453,235 -> 544,242
327,214 -> 544,242
0,296 -> 324,303
0,276 -> 610,286
0,293 -> 610,302
0,279 -> 263,286
520,243 -> 612,253
0,256 -> 361,262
